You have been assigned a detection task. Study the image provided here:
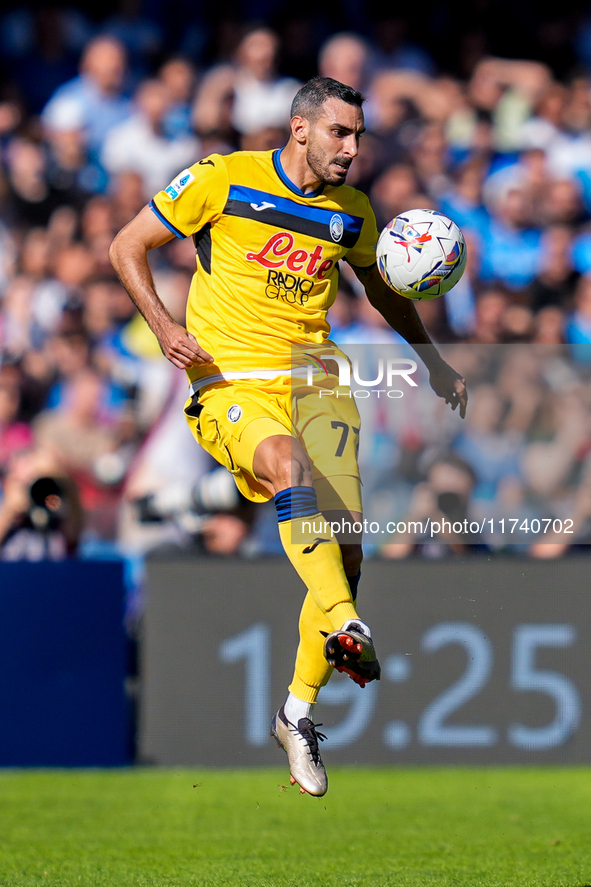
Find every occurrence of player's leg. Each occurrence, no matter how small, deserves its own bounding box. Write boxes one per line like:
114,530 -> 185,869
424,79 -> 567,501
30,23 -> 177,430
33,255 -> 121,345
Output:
273,511 -> 379,795
288,385 -> 381,688
255,435 -> 375,796
288,511 -> 379,700
257,438 -> 379,686
185,396 -> 361,795
253,434 -> 360,631
187,386 -> 362,637
320,519 -> 379,685
273,377 -> 383,787
185,382 -> 373,795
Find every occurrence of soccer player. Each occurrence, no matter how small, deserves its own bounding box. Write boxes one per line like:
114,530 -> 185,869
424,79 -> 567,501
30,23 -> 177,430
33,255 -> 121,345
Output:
109,76 -> 467,796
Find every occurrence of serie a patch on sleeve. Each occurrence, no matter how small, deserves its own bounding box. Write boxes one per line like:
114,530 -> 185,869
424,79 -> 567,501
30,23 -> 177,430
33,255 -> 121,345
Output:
165,169 -> 195,200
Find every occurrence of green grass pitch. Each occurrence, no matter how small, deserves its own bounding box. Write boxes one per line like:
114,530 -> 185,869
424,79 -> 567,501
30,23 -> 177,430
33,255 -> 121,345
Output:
1,766 -> 591,887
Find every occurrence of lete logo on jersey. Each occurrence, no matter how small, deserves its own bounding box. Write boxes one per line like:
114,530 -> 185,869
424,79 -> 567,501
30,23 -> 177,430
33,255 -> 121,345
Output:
165,169 -> 195,200
246,232 -> 335,279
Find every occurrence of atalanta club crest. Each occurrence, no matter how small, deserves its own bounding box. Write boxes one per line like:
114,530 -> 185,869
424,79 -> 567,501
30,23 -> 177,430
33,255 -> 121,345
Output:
329,214 -> 344,242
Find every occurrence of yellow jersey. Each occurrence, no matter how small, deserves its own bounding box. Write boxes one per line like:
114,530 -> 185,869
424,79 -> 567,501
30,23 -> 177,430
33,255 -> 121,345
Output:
150,149 -> 378,388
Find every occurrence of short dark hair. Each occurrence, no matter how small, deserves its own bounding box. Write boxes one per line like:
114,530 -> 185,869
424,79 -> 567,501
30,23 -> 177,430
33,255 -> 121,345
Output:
290,76 -> 364,121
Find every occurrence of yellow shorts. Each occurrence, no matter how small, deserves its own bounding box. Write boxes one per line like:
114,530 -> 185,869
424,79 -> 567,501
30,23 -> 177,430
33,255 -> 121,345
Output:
184,375 -> 362,514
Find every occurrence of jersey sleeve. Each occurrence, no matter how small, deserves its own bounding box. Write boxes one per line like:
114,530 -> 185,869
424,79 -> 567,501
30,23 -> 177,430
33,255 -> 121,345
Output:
149,155 -> 229,239
345,193 -> 380,269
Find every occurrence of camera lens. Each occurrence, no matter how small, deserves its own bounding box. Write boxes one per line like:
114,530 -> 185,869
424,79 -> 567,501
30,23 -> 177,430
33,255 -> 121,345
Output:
29,477 -> 64,509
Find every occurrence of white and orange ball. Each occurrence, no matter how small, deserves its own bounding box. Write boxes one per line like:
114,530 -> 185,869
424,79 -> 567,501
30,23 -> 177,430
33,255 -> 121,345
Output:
376,208 -> 467,300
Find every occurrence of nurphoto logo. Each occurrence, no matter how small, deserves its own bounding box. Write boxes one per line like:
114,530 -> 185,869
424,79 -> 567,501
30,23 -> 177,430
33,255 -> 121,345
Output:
304,353 -> 418,399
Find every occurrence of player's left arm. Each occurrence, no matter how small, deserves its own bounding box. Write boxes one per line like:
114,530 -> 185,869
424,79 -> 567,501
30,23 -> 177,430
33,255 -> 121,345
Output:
352,262 -> 468,418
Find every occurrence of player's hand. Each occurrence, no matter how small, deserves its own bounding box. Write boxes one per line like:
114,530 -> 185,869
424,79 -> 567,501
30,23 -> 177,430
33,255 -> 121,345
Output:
158,321 -> 214,370
428,360 -> 468,418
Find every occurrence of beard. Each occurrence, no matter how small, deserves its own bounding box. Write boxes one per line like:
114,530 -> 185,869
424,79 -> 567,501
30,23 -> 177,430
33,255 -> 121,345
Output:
305,143 -> 351,187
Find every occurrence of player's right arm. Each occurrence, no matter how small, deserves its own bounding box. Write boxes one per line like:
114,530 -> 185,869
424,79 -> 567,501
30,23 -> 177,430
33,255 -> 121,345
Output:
109,205 -> 213,370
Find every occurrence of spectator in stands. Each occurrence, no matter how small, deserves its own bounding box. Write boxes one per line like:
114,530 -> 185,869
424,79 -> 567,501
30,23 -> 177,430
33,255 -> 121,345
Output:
0,363 -> 33,475
363,69 -> 427,170
477,178 -> 544,290
379,453 -> 483,558
463,57 -> 553,154
494,346 -> 547,436
99,0 -> 163,81
366,13 -> 437,78
190,64 -> 238,153
117,370 -> 216,556
41,36 -> 132,192
107,170 -> 146,231
439,158 -> 491,241
317,32 -> 371,93
0,219 -> 17,299
368,162 -> 427,231
516,80 -> 569,154
524,224 -> 579,313
230,25 -> 300,138
2,137 -> 70,233
0,6 -> 89,116
532,305 -> 567,343
192,25 -> 299,146
529,449 -> 591,557
33,366 -> 134,541
42,329 -> 93,411
101,77 -> 200,201
157,56 -> 198,140
15,227 -> 50,284
521,382 -> 591,508
467,286 -> 511,344
78,196 -> 118,275
538,176 -> 586,227
541,77 -> 591,182
24,241 -> 96,349
1,276 -> 38,359
451,382 -> 524,505
409,121 -> 453,201
42,110 -> 92,209
565,273 -> 591,360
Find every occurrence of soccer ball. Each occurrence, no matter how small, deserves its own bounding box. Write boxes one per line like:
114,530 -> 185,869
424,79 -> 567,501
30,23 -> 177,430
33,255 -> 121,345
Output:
376,208 -> 467,300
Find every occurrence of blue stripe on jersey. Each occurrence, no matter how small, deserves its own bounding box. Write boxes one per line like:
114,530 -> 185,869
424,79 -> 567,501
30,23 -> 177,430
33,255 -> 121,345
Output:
227,185 -> 364,238
150,199 -> 186,239
274,486 -> 319,522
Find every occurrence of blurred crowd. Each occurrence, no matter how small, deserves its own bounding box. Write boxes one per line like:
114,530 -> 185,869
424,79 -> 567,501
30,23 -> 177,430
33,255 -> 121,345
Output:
339,339 -> 591,561
2,2 -> 591,571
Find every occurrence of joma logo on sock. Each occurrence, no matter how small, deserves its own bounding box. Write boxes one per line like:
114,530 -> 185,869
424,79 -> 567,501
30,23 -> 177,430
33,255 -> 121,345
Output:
302,538 -> 332,554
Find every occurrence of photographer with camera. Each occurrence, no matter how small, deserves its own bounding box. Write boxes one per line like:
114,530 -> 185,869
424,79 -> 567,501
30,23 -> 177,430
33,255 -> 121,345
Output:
130,464 -> 256,557
380,452 -> 486,559
0,446 -> 83,561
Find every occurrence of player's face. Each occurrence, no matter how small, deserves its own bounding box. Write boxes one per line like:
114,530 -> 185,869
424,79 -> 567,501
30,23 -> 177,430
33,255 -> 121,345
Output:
305,98 -> 365,187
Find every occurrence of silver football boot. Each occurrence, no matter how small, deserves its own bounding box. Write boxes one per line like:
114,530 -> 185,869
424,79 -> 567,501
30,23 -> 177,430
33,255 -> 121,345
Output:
271,706 -> 328,796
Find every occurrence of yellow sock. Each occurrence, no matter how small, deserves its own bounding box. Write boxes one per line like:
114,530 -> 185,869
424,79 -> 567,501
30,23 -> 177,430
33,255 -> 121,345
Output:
277,514 -> 358,629
274,487 -> 360,702
288,589 -> 334,703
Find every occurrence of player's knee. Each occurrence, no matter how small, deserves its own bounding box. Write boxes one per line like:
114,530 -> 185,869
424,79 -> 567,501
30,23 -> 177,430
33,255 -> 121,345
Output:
253,435 -> 313,494
268,452 -> 312,491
